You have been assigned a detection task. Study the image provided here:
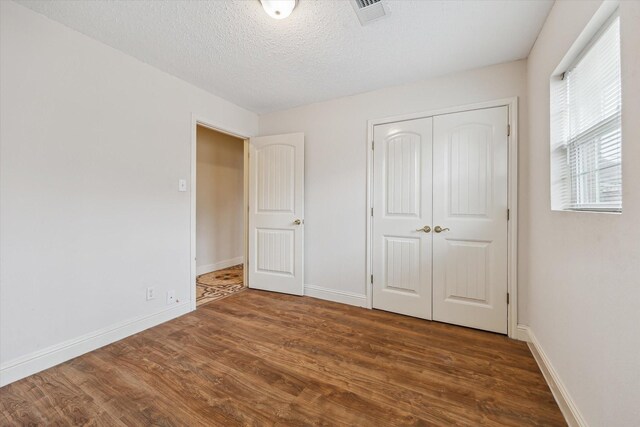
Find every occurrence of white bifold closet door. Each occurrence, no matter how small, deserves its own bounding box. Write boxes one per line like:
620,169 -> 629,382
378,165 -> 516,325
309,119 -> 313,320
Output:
372,106 -> 508,334
248,133 -> 304,296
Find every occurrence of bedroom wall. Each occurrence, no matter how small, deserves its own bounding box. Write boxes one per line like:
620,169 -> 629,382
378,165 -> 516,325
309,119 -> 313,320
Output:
259,60 -> 528,313
0,1 -> 258,385
524,1 -> 640,425
196,126 -> 244,275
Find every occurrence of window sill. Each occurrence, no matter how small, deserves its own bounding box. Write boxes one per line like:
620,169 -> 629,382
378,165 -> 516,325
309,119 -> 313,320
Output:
552,208 -> 622,215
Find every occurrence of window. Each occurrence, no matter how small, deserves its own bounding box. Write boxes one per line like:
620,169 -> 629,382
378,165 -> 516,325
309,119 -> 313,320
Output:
551,12 -> 622,212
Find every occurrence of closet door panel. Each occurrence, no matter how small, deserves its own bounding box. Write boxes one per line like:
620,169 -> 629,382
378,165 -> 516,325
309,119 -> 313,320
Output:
432,107 -> 509,334
372,118 -> 433,319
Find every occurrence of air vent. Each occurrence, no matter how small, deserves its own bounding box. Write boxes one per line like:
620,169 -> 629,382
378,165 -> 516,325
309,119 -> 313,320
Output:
350,0 -> 390,26
355,0 -> 381,7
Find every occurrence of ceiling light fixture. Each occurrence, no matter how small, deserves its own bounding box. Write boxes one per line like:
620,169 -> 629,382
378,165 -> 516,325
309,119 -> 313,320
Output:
260,0 -> 297,20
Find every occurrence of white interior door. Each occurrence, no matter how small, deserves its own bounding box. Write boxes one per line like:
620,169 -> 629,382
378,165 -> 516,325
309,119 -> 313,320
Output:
372,118 -> 433,319
432,107 -> 509,333
248,133 -> 304,295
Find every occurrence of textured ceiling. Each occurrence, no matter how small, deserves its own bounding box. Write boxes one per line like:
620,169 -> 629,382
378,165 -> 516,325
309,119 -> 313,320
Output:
16,0 -> 553,114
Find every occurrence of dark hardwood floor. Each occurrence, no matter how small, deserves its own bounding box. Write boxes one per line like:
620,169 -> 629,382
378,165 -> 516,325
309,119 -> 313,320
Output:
0,290 -> 565,426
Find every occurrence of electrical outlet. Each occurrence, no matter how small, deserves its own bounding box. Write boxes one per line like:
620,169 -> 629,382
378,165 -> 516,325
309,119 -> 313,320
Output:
146,287 -> 155,301
166,290 -> 176,305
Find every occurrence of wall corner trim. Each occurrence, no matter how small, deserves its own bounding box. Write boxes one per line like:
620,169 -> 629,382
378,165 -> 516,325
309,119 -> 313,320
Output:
523,326 -> 589,427
0,303 -> 193,387
304,284 -> 367,308
515,324 -> 531,342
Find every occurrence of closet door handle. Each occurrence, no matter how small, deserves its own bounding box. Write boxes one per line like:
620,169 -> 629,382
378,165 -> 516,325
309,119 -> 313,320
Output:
416,226 -> 431,233
434,226 -> 449,233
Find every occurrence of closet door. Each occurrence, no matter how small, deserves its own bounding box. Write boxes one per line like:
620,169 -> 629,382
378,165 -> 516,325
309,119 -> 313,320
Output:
432,107 -> 509,333
372,118 -> 433,319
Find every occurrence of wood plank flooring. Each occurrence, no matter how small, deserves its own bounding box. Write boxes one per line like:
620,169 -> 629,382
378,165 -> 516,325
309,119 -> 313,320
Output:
0,290 -> 565,426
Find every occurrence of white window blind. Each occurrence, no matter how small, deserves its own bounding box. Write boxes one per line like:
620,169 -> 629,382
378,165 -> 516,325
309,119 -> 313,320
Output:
552,14 -> 622,212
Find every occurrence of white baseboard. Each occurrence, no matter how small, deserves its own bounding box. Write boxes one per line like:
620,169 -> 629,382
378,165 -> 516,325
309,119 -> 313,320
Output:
0,302 -> 192,387
304,284 -> 367,308
514,324 -> 531,342
196,256 -> 243,276
522,325 -> 588,427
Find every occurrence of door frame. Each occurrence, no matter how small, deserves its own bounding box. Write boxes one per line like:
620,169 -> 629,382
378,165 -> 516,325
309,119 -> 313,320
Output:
365,97 -> 521,339
190,114 -> 251,311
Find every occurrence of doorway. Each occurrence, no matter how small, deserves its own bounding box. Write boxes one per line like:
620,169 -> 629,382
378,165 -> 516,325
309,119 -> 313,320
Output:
370,104 -> 514,334
194,124 -> 248,306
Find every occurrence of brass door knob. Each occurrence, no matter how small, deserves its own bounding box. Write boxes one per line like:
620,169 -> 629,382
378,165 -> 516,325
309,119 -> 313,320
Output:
293,219 -> 302,225
415,225 -> 431,233
434,226 -> 450,233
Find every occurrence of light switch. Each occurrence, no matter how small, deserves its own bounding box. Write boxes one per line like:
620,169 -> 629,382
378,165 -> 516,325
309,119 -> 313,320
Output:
178,179 -> 187,192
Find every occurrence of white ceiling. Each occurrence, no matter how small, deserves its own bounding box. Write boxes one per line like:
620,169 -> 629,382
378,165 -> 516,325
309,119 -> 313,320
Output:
17,0 -> 553,114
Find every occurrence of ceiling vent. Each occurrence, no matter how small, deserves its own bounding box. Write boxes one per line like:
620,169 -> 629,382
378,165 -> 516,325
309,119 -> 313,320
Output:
350,0 -> 390,26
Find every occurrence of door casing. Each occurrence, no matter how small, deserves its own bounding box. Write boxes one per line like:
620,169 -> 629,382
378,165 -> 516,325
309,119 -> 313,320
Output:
365,98 -> 522,340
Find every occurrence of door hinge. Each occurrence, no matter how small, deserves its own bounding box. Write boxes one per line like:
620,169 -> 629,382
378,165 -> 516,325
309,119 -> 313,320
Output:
371,274 -> 374,284
371,207 -> 374,216
507,293 -> 510,304
507,208 -> 510,221
507,124 -> 511,137
372,140 -> 375,150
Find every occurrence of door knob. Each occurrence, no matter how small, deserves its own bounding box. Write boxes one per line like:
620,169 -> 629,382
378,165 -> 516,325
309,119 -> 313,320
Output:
434,226 -> 450,233
293,219 -> 302,225
415,225 -> 431,233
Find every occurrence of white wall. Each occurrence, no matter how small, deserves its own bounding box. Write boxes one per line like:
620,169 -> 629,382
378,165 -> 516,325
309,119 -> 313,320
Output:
0,1 -> 258,385
525,1 -> 640,425
196,127 -> 244,274
259,60 -> 528,309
